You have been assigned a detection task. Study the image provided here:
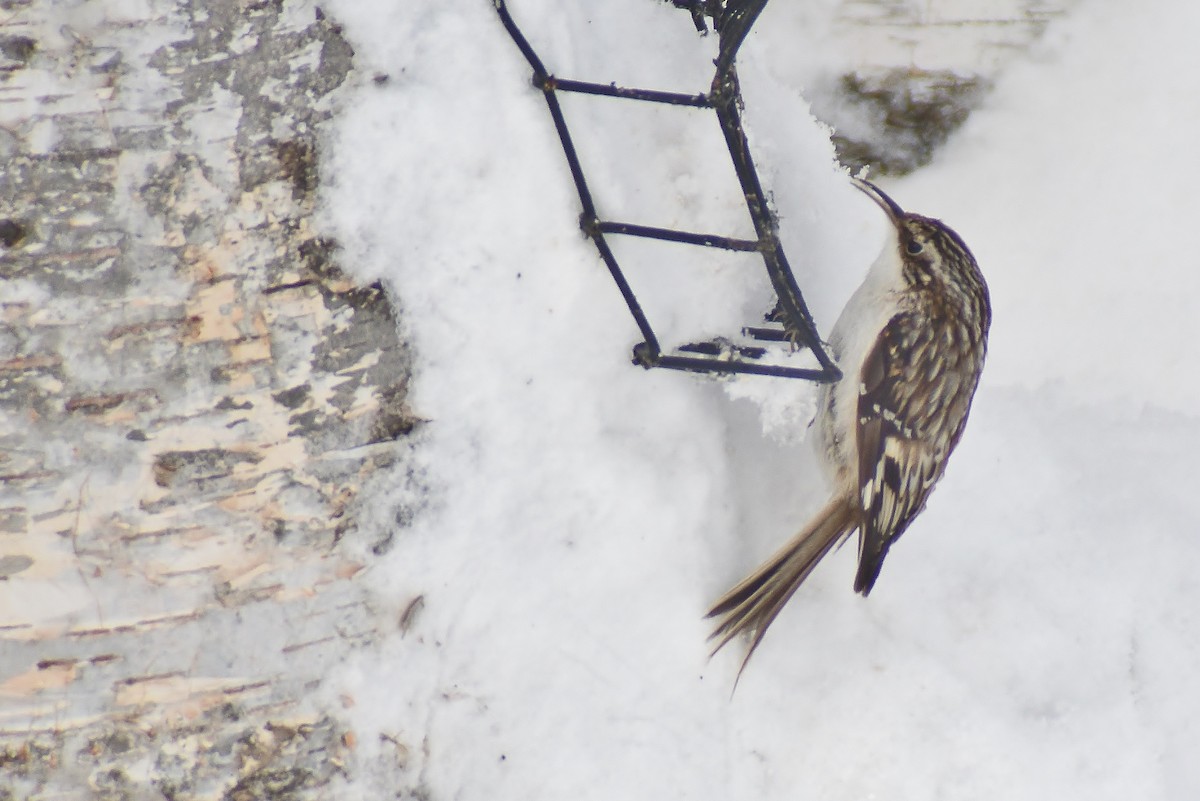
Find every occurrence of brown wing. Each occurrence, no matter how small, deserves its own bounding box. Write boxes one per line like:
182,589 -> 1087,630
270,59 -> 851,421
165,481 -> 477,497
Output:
853,310 -> 979,594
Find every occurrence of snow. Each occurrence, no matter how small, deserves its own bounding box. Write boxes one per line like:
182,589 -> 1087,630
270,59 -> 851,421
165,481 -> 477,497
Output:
318,1 -> 1199,798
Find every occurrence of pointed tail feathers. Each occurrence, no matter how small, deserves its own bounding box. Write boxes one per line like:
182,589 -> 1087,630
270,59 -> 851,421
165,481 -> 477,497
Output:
707,497 -> 857,679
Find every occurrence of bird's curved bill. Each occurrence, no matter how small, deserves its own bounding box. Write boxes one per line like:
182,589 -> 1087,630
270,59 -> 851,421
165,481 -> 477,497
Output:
851,177 -> 905,224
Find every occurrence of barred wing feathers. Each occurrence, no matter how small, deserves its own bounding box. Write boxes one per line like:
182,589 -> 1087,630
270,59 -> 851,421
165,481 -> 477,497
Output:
853,309 -> 982,594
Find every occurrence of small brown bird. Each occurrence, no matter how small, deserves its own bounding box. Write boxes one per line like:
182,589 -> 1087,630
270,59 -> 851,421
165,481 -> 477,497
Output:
707,178 -> 991,676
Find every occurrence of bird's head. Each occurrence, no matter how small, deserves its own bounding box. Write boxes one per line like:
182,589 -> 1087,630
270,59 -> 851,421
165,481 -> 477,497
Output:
851,177 -> 988,309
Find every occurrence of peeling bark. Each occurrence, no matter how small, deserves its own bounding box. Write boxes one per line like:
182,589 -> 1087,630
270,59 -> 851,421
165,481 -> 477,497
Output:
0,1 -> 408,797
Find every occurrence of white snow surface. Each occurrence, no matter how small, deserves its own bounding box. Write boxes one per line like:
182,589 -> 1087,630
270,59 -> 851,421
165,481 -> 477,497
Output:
318,1 -> 1200,798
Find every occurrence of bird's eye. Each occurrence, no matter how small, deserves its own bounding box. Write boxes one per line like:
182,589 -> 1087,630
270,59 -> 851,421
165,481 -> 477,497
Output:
906,239 -> 923,255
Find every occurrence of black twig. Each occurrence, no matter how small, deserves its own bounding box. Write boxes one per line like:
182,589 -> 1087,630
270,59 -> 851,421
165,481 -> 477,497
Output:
596,221 -> 760,252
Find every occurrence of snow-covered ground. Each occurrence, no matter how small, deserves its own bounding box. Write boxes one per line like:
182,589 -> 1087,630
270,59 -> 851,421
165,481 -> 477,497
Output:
319,1 -> 1200,798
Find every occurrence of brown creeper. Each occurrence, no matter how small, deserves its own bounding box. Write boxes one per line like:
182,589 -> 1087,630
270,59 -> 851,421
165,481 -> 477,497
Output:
707,178 -> 991,675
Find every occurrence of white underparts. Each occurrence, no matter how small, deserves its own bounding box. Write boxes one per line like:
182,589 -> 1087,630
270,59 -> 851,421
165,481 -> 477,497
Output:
815,232 -> 905,494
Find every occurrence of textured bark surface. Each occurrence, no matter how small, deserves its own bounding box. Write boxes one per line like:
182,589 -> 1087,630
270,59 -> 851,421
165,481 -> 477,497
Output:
0,1 -> 409,797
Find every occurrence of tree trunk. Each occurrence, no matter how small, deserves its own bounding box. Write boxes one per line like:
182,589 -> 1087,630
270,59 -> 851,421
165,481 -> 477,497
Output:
0,1 -> 409,797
